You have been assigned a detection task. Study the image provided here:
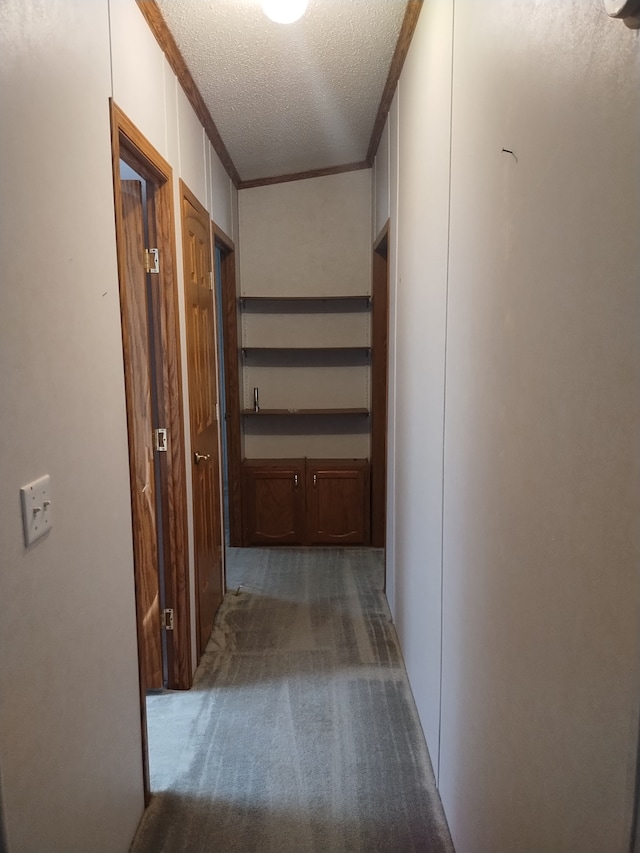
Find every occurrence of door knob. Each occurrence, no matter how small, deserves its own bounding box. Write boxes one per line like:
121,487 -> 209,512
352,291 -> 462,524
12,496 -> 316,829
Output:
194,451 -> 211,465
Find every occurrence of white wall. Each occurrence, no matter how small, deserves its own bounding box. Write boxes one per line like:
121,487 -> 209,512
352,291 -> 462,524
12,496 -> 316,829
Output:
0,2 -> 144,851
239,171 -> 371,298
373,120 -> 390,241
0,1 -> 238,850
393,0 -> 454,763
383,0 -> 640,851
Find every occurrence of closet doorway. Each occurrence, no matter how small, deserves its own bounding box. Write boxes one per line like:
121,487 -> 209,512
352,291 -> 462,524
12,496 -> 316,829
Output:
110,102 -> 192,799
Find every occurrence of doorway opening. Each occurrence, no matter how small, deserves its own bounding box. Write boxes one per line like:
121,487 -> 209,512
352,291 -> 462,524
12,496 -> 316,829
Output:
212,223 -> 242,549
110,102 -> 191,801
371,221 -> 390,551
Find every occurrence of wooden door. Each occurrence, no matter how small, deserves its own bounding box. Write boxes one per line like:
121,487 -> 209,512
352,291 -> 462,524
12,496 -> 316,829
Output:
119,180 -> 163,688
212,224 -> 243,548
306,459 -> 370,545
181,184 -> 223,657
242,460 -> 306,545
371,224 -> 389,547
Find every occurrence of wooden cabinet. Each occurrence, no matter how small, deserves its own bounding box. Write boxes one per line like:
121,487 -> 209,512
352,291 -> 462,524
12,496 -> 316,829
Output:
242,458 -> 370,546
238,296 -> 374,547
306,459 -> 370,545
242,459 -> 305,545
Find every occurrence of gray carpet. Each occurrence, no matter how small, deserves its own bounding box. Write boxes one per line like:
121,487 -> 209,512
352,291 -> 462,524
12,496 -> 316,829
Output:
131,548 -> 453,853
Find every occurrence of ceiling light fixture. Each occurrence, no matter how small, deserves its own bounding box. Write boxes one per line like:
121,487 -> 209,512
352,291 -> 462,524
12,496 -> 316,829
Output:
262,0 -> 308,24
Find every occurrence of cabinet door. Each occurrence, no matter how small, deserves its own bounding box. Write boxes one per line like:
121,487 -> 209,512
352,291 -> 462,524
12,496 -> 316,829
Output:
306,459 -> 370,545
242,460 -> 306,545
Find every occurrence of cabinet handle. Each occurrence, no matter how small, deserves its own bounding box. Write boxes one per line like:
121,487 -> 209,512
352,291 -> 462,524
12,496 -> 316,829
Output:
313,474 -> 317,486
294,474 -> 298,487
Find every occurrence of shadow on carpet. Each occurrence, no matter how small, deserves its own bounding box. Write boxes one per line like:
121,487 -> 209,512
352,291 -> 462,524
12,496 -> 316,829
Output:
130,548 -> 453,853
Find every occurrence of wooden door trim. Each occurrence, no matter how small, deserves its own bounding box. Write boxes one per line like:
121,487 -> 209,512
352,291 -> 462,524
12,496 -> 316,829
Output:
111,101 -> 192,703
180,180 -> 225,658
371,220 -> 390,548
211,221 -> 242,547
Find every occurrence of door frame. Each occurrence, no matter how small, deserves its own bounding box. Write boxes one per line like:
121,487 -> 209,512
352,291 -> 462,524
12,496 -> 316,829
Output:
212,221 -> 243,547
371,220 -> 390,549
110,103 -> 192,703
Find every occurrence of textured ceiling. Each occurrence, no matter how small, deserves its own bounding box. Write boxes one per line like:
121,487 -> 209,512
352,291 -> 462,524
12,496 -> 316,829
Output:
155,0 -> 407,182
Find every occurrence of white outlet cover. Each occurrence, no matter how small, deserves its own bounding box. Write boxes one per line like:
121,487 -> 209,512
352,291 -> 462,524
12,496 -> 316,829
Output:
20,474 -> 52,546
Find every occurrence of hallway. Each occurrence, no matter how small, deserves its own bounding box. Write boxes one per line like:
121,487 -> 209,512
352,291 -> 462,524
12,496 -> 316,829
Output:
131,548 -> 453,853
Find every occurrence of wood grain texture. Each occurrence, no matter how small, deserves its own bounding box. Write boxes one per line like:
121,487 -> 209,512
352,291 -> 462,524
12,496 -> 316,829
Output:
136,0 -> 240,186
213,223 -> 243,547
238,161 -> 370,190
240,295 -> 370,304
181,181 -> 224,657
152,160 -> 192,692
119,178 -> 163,691
242,460 -> 306,545
371,222 -> 389,548
241,459 -> 370,546
111,102 -> 192,693
366,0 -> 423,165
307,459 -> 370,545
241,408 -> 370,417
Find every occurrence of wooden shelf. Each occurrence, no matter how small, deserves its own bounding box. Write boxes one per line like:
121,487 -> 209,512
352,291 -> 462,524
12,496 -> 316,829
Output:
240,295 -> 370,305
241,408 -> 369,417
242,346 -> 371,356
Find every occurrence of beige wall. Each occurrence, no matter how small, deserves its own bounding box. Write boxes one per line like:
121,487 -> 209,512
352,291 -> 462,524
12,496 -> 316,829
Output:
382,0 -> 640,850
238,172 -> 372,459
0,1 -> 144,850
0,1 -> 238,849
239,171 -> 371,297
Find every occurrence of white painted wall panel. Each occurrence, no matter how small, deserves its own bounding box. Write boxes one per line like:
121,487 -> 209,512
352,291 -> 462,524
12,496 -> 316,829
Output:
393,0 -> 453,766
385,92 -> 399,620
210,142 -> 233,236
231,183 -> 239,246
177,86 -> 207,207
0,2 -> 144,850
109,0 -> 168,156
439,2 -> 640,850
204,136 -> 213,213
374,119 -> 390,239
164,59 -> 180,167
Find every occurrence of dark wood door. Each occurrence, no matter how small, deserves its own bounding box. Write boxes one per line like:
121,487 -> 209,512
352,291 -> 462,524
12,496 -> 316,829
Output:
181,185 -> 223,657
371,226 -> 389,547
118,180 -> 163,688
242,460 -> 306,545
306,459 -> 370,545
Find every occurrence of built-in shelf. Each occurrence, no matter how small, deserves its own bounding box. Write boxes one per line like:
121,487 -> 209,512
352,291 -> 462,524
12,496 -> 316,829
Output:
241,407 -> 370,417
240,295 -> 370,306
242,346 -> 371,356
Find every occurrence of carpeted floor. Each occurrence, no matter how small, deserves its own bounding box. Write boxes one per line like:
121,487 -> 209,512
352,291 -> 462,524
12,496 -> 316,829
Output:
130,547 -> 453,853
